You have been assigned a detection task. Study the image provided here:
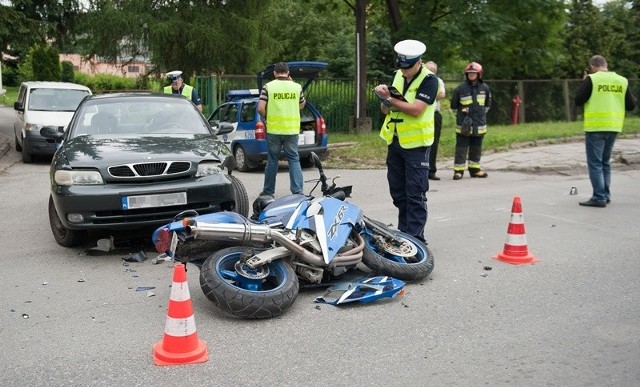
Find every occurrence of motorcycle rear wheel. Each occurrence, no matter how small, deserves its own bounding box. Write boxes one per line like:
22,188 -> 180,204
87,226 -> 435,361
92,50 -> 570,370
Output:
199,246 -> 299,319
362,226 -> 434,281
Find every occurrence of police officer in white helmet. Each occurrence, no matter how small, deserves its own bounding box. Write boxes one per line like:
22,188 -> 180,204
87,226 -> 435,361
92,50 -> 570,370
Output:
374,39 -> 439,243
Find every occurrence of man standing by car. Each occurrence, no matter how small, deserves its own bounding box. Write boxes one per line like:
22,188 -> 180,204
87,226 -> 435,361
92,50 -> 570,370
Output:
258,62 -> 306,198
374,39 -> 438,243
164,70 -> 203,112
574,54 -> 636,208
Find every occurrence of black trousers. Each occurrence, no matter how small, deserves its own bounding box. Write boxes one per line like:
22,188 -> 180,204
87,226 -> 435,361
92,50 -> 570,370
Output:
453,133 -> 485,172
429,111 -> 443,174
386,137 -> 430,242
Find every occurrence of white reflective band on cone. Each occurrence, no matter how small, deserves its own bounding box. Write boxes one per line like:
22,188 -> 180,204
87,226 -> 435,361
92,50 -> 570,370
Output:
164,315 -> 197,336
505,234 -> 528,246
169,281 -> 191,302
510,213 -> 524,224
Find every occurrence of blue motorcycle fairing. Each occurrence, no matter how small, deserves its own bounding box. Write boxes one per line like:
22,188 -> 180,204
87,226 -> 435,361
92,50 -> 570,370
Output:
289,196 -> 362,264
314,276 -> 405,305
258,194 -> 308,225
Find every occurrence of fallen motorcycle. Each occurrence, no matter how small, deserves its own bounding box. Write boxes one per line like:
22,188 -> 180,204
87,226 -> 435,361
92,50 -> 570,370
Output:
152,153 -> 434,319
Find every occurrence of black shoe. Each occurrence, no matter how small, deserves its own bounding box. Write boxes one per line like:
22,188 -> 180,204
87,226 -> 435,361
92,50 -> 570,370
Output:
469,170 -> 488,178
428,173 -> 440,181
606,198 -> 611,204
579,200 -> 606,208
453,172 -> 463,180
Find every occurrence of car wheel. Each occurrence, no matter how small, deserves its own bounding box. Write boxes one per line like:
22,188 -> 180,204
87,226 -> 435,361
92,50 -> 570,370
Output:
229,175 -> 249,217
48,196 -> 86,247
21,146 -> 33,163
14,133 -> 22,152
234,145 -> 256,172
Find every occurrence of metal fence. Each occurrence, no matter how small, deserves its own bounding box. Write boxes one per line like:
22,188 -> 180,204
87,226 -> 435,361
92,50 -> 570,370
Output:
196,75 -> 640,133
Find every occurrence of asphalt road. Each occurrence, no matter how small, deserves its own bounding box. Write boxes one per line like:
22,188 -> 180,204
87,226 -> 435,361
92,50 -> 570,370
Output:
1,106 -> 639,386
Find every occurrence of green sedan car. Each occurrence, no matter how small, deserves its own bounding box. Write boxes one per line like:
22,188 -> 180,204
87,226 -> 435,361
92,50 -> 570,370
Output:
41,93 -> 248,247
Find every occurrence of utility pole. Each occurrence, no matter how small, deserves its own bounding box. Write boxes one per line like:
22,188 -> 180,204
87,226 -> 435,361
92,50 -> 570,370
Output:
346,0 -> 372,133
354,0 -> 372,133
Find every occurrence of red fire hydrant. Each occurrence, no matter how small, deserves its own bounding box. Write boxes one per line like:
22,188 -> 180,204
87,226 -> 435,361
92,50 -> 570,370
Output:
511,95 -> 521,125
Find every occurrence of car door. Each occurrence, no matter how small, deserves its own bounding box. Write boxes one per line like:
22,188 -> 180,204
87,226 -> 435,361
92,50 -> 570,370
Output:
208,103 -> 239,150
13,84 -> 28,145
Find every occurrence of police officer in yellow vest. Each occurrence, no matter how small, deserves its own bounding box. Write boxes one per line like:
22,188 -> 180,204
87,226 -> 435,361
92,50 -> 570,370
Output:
257,62 -> 306,198
374,40 -> 438,242
164,70 -> 203,112
575,55 -> 636,208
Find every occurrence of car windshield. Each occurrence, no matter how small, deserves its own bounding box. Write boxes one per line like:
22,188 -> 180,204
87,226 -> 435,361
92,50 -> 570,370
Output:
28,88 -> 90,112
70,96 -> 211,137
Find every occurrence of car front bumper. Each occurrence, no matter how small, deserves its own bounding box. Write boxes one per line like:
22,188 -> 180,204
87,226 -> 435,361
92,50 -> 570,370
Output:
51,173 -> 236,231
24,130 -> 59,156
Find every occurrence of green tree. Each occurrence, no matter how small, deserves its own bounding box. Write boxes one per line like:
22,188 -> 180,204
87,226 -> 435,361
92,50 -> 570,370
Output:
262,0 -> 355,78
562,0 -> 607,78
601,0 -> 640,78
31,45 -> 60,80
11,0 -> 83,51
0,4 -> 44,57
78,0 -> 278,77
380,0 -> 566,80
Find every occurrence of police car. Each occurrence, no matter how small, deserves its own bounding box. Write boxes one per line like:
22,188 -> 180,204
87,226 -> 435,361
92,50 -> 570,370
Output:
207,61 -> 329,172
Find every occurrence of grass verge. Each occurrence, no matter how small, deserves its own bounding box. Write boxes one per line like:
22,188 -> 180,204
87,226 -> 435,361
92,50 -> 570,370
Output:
324,117 -> 640,169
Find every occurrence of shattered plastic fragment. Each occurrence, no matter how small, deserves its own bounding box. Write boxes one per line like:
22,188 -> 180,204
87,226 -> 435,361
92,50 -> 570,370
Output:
135,286 -> 156,292
314,276 -> 405,305
22,314 -> 29,319
89,236 -> 115,253
123,251 -> 147,263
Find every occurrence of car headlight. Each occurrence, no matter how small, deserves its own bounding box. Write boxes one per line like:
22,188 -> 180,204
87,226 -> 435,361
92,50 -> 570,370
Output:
196,161 -> 223,177
25,123 -> 44,132
54,170 -> 104,185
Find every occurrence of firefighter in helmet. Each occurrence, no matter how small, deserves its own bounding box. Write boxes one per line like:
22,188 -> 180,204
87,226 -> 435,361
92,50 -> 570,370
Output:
450,62 -> 492,179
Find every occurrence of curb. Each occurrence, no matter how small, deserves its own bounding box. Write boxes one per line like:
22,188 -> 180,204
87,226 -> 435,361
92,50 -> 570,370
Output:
0,135 -> 10,159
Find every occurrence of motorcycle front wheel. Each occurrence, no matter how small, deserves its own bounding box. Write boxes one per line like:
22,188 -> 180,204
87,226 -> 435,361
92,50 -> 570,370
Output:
199,246 -> 299,319
362,225 -> 434,281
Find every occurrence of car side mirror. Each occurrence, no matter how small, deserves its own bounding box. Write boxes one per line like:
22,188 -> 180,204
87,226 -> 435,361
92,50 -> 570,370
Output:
40,126 -> 64,140
215,122 -> 234,136
14,101 -> 24,112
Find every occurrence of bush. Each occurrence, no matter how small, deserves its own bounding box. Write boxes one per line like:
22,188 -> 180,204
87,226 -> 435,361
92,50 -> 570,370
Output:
60,61 -> 75,82
32,45 -> 60,81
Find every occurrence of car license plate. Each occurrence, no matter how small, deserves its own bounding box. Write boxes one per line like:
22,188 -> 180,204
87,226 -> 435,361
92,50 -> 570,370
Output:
122,192 -> 187,210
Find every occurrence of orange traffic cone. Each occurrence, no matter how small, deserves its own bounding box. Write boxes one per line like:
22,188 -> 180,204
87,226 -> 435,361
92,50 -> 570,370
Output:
153,263 -> 208,366
493,196 -> 538,265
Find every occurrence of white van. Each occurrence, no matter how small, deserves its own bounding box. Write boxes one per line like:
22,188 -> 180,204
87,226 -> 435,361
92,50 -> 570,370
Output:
13,81 -> 92,163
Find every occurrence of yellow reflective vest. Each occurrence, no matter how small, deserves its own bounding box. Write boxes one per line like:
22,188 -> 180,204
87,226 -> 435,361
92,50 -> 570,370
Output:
164,84 -> 194,101
380,68 -> 435,148
264,80 -> 302,135
584,71 -> 628,132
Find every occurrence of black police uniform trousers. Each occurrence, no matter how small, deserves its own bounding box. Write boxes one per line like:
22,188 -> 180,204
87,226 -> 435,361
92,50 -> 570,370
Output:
429,110 -> 443,174
386,136 -> 430,242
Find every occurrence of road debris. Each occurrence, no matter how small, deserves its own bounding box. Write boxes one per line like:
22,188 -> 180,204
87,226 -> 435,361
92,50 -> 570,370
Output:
123,251 -> 147,263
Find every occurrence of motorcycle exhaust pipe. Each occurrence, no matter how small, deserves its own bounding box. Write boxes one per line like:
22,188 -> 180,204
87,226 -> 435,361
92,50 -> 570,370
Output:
189,221 -> 364,267
189,222 -> 273,243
